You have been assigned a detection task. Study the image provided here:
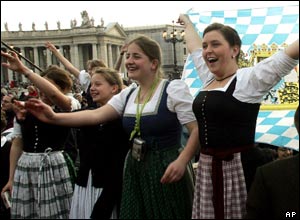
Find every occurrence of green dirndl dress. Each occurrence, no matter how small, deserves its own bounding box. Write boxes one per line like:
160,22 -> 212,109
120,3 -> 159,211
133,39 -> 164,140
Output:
120,145 -> 194,219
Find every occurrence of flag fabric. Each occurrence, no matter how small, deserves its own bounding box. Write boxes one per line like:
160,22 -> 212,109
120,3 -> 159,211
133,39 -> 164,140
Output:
256,110 -> 298,151
182,5 -> 299,150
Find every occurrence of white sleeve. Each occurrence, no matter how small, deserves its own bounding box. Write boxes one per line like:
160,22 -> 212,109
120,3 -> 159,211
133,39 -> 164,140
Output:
190,48 -> 213,84
68,95 -> 82,111
167,80 -> 196,125
78,70 -> 91,92
234,51 -> 299,103
108,83 -> 138,115
11,118 -> 22,139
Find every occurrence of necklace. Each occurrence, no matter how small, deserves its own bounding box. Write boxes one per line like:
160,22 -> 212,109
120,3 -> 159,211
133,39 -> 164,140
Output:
215,72 -> 236,82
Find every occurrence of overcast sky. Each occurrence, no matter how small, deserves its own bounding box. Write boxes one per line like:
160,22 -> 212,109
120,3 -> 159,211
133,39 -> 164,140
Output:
1,1 -> 298,31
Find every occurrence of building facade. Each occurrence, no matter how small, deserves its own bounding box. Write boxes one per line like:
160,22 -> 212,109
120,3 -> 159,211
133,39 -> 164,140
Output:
1,13 -> 187,85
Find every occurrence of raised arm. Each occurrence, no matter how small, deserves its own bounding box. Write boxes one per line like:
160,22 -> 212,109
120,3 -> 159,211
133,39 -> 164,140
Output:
25,98 -> 120,127
285,39 -> 299,60
178,14 -> 202,53
114,44 -> 128,71
45,41 -> 80,78
1,51 -> 72,111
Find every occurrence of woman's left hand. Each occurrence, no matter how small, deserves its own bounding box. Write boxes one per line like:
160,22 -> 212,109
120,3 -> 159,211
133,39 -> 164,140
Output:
160,159 -> 186,184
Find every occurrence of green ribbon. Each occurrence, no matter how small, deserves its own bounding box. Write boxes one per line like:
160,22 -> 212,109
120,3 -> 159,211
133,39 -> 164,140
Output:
129,78 -> 160,140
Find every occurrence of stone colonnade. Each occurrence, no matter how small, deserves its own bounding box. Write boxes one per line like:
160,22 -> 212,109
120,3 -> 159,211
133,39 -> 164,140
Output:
1,42 -> 125,84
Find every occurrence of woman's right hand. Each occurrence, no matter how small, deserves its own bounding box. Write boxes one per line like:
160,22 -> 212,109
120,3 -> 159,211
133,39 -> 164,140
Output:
177,14 -> 191,27
45,41 -> 57,53
1,51 -> 30,74
25,98 -> 56,123
1,180 -> 13,196
12,100 -> 27,121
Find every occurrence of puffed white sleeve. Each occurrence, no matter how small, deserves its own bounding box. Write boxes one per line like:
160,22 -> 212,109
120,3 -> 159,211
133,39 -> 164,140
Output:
190,48 -> 211,83
166,80 -> 196,125
108,83 -> 138,115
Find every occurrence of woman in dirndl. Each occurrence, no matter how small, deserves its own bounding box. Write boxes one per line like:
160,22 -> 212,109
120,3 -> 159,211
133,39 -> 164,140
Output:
0,53 -> 80,219
24,35 -> 200,219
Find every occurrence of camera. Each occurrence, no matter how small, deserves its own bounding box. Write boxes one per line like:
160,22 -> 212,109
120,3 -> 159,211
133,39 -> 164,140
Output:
132,137 -> 146,161
1,191 -> 11,209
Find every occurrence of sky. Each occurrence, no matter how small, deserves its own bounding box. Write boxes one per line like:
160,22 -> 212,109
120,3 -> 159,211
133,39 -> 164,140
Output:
1,1 -> 298,31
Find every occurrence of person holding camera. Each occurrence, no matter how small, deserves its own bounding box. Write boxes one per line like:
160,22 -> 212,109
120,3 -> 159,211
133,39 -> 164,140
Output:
24,35 -> 199,219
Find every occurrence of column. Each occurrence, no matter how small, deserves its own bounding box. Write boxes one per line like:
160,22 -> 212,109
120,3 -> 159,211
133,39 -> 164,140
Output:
108,44 -> 113,68
33,47 -> 40,72
116,46 -> 120,56
20,47 -> 27,81
7,69 -> 13,82
92,43 -> 98,59
99,43 -> 108,65
71,44 -> 79,69
46,50 -> 52,67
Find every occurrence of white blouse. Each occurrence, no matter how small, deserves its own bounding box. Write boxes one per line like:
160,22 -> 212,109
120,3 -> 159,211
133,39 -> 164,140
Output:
108,79 -> 196,125
191,49 -> 298,103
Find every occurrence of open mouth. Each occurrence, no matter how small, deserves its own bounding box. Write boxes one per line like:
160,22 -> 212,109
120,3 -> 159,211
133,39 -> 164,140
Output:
207,57 -> 218,63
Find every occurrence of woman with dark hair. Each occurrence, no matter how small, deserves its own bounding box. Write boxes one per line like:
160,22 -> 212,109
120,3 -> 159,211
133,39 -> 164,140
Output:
1,51 -> 80,219
178,14 -> 298,219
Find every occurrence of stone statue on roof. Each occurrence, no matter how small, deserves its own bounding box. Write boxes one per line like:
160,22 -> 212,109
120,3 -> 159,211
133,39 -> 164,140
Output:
100,17 -> 104,27
19,22 -> 23,31
4,22 -> 9,31
57,21 -> 61,30
81,10 -> 92,28
32,22 -> 36,31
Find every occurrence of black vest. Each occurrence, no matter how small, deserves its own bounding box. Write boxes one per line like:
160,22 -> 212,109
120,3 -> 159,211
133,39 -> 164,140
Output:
193,78 -> 260,149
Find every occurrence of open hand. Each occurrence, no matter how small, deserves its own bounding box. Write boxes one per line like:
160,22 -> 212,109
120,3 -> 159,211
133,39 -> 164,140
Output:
1,51 -> 29,73
25,98 -> 56,123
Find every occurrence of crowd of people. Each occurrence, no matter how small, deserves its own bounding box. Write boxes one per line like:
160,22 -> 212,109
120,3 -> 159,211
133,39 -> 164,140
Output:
0,13 -> 299,219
